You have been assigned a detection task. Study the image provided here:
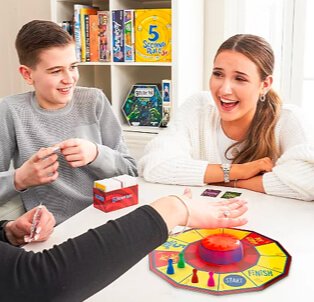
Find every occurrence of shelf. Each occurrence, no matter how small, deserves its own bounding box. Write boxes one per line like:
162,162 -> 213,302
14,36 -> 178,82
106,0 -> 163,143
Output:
78,62 -> 172,67
122,125 -> 164,134
52,0 -> 205,159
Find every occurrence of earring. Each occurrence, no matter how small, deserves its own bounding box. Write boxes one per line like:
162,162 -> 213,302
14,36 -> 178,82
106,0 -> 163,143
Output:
259,94 -> 266,102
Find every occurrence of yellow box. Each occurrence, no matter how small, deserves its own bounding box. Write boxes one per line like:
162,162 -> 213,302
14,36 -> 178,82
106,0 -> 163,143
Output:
135,9 -> 171,62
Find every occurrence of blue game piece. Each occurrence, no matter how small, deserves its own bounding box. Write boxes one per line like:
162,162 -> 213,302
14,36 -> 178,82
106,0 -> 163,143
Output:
167,258 -> 175,274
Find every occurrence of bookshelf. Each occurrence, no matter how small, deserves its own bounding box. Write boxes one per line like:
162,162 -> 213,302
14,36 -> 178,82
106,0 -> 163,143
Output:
50,0 -> 205,158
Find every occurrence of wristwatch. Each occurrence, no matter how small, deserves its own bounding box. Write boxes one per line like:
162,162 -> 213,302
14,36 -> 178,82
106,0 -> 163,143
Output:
221,163 -> 231,183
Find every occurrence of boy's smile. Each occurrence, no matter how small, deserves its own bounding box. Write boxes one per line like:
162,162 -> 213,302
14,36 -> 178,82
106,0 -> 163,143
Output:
21,43 -> 79,110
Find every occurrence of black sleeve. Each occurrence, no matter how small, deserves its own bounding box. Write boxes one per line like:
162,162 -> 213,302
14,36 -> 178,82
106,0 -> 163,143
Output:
0,205 -> 168,302
0,220 -> 10,243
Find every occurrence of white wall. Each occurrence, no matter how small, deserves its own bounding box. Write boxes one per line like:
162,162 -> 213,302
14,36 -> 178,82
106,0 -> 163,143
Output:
0,0 -> 51,98
203,0 -> 226,90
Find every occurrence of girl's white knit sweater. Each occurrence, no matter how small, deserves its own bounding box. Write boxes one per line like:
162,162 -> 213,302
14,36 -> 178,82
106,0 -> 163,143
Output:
139,91 -> 314,201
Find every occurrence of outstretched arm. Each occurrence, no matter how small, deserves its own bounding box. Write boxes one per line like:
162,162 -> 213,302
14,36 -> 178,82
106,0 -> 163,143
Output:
0,192 -> 247,301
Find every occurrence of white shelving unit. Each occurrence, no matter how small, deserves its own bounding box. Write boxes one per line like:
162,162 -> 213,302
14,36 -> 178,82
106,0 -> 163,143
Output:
50,0 -> 205,157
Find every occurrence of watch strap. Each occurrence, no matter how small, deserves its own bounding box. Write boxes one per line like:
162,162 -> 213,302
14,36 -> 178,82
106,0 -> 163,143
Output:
221,163 -> 231,183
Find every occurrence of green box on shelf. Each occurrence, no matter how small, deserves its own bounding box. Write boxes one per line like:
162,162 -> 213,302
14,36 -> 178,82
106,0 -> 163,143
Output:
122,84 -> 162,127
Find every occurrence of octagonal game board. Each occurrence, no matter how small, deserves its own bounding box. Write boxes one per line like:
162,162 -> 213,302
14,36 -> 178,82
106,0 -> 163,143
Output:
149,228 -> 291,295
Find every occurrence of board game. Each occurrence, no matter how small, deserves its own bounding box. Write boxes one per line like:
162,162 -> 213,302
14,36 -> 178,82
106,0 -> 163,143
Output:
122,84 -> 162,126
135,9 -> 171,62
149,227 -> 291,295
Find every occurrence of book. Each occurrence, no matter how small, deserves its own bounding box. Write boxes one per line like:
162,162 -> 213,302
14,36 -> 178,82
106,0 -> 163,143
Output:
135,9 -> 172,62
98,11 -> 111,62
89,14 -> 99,62
160,79 -> 172,127
80,7 -> 98,62
124,10 -> 135,62
112,10 -> 124,62
73,4 -> 92,61
84,15 -> 91,61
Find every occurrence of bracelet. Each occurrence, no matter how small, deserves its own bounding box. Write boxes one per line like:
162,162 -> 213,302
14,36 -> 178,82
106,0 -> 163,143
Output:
234,179 -> 238,188
168,195 -> 191,236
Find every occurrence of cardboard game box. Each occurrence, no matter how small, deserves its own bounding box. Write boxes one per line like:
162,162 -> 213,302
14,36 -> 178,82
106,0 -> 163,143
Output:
135,9 -> 172,62
112,10 -> 124,62
93,175 -> 138,212
124,9 -> 135,62
122,83 -> 163,127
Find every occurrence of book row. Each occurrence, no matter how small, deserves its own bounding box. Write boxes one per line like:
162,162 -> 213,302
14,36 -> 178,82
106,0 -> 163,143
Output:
61,5 -> 172,63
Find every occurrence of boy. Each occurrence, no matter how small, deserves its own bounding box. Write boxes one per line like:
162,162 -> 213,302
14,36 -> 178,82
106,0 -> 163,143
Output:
0,20 -> 137,224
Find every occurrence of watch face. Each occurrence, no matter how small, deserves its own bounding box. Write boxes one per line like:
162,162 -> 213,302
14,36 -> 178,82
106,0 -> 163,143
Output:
222,163 -> 230,170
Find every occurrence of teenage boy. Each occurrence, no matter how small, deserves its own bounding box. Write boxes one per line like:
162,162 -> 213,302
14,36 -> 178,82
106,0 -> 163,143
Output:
0,20 -> 137,224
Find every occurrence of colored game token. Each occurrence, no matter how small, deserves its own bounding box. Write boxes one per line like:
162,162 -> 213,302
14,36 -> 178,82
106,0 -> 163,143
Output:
207,271 -> 215,287
191,268 -> 199,283
177,252 -> 185,268
166,258 -> 175,275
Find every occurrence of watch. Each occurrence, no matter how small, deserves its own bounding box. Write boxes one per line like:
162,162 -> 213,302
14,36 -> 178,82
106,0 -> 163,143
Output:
221,163 -> 231,183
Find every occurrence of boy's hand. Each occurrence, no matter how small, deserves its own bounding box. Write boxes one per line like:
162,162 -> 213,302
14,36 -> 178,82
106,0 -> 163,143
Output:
14,147 -> 59,190
58,138 -> 98,167
4,205 -> 56,246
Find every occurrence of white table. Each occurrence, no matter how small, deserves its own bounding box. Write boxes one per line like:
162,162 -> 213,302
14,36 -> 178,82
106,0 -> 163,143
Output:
25,179 -> 314,302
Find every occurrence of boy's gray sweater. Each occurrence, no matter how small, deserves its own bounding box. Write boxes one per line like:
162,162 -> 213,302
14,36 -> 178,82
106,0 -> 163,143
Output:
0,87 -> 137,224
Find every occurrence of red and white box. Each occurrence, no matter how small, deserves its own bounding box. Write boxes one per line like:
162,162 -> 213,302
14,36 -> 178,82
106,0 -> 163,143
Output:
93,175 -> 138,212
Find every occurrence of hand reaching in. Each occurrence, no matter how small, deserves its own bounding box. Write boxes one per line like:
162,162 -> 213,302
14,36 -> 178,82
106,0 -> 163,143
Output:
150,188 -> 248,233
182,188 -> 248,229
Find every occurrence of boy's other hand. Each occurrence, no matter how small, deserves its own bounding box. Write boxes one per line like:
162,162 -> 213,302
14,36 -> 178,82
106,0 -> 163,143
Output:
58,138 -> 98,168
14,147 -> 59,190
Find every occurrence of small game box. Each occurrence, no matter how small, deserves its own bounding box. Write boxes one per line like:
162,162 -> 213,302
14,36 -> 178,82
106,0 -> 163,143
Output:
112,10 -> 124,62
124,9 -> 135,62
93,175 -> 138,212
98,10 -> 111,62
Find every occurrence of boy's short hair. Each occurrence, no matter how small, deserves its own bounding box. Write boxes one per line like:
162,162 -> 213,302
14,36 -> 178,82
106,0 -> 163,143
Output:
15,20 -> 74,68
